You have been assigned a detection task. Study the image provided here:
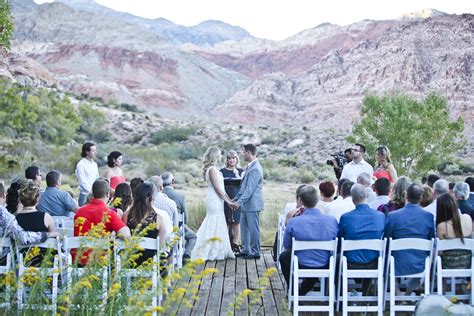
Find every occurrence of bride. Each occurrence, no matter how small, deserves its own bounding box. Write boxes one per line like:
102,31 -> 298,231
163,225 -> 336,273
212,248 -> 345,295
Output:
191,146 -> 236,261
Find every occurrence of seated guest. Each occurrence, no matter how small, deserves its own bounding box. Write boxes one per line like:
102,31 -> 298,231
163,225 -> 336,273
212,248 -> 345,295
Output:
74,179 -> 130,264
25,166 -> 42,188
122,182 -> 167,266
38,170 -> 78,217
385,183 -> 435,292
426,174 -> 440,188
148,176 -> 179,228
420,186 -> 434,208
326,180 -> 355,222
424,179 -> 449,220
130,177 -> 144,198
339,184 -> 385,294
279,185 -> 338,295
436,193 -> 472,269
369,177 -> 390,210
454,182 -> 474,220
284,184 -> 307,224
0,204 -> 57,265
378,176 -> 410,214
464,176 -> 474,209
6,181 -> 22,214
316,181 -> 335,214
357,172 -> 376,203
109,182 -> 133,218
16,180 -> 57,265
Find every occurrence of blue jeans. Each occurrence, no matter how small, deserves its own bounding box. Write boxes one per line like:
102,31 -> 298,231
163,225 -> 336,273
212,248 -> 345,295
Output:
78,193 -> 88,207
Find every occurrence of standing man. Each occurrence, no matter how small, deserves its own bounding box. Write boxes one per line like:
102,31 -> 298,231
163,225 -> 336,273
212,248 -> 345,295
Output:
161,172 -> 197,262
340,143 -> 374,183
75,142 -> 99,207
233,144 -> 264,260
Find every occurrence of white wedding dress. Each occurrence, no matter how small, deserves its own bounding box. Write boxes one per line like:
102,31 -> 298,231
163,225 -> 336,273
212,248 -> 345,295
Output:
191,167 -> 235,261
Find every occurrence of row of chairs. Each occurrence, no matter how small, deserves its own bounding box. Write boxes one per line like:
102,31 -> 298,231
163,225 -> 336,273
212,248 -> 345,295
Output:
287,237 -> 474,315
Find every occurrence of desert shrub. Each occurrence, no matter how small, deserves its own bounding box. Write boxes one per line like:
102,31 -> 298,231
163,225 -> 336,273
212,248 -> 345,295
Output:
297,170 -> 317,184
149,126 -> 197,145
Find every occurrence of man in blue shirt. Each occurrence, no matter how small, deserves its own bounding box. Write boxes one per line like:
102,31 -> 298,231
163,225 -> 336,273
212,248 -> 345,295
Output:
338,183 -> 385,294
38,170 -> 78,217
279,185 -> 338,295
385,183 -> 434,292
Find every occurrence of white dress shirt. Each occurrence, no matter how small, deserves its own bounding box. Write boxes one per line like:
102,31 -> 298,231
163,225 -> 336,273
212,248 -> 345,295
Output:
340,159 -> 374,183
325,196 -> 355,222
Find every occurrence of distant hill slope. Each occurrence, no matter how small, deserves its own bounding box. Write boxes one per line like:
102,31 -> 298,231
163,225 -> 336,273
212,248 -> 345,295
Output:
4,1 -> 473,155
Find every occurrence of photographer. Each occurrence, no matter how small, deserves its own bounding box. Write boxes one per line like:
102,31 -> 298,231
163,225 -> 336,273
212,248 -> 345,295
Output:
327,148 -> 352,180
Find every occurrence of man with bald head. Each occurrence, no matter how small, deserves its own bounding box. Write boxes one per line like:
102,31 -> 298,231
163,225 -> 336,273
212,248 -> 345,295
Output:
424,179 -> 449,220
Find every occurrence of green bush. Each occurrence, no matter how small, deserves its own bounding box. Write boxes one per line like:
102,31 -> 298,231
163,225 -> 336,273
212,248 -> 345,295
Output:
149,127 -> 197,145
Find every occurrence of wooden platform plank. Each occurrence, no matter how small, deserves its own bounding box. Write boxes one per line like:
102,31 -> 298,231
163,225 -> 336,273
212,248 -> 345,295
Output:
263,250 -> 290,315
205,260 -> 225,316
234,257 -> 248,316
256,253 -> 278,316
263,251 -> 285,291
176,262 -> 205,316
220,258 -> 236,315
246,258 -> 264,315
190,260 -> 216,316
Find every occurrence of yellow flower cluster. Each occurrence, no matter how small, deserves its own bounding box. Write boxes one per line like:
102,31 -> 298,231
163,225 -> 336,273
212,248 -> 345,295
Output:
111,197 -> 122,207
20,267 -> 40,286
24,246 -> 40,263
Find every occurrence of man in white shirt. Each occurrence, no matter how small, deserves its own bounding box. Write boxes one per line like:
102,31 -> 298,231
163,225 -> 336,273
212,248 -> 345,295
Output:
148,175 -> 179,227
340,143 -> 374,183
75,142 -> 99,206
326,180 -> 355,222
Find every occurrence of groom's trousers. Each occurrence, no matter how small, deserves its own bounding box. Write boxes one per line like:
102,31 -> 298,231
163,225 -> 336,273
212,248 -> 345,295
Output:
240,210 -> 261,256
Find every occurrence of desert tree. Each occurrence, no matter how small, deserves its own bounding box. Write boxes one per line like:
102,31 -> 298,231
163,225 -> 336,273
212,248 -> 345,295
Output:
347,93 -> 465,177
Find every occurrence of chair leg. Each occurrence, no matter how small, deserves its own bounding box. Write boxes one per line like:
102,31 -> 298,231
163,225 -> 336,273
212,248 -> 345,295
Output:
436,259 -> 442,295
390,259 -> 395,316
293,267 -> 299,316
342,259 -> 348,316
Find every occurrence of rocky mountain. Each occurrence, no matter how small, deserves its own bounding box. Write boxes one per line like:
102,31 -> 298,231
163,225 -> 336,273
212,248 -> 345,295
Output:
10,0 -> 251,117
3,1 -> 474,154
52,0 -> 253,46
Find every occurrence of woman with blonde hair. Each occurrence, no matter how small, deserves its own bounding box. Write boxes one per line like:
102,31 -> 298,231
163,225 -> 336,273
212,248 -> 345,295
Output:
220,150 -> 244,253
373,146 -> 398,183
192,146 -> 237,261
378,176 -> 410,214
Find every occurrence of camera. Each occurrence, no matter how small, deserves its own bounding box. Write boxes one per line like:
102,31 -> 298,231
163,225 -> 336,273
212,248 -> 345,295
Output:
326,152 -> 348,170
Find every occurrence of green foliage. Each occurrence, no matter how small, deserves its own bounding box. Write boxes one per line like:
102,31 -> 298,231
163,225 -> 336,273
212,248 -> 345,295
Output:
149,126 -> 197,145
0,80 -> 81,145
0,0 -> 13,51
78,103 -> 111,142
347,93 -> 465,177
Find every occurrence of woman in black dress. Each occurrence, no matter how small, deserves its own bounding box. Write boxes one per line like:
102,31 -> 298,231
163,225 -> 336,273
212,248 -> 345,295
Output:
220,150 -> 244,253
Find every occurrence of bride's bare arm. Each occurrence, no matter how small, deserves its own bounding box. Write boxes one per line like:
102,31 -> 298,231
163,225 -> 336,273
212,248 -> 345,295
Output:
209,167 -> 234,204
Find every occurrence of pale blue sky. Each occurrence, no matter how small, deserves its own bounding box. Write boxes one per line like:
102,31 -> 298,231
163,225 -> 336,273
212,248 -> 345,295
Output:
35,0 -> 474,40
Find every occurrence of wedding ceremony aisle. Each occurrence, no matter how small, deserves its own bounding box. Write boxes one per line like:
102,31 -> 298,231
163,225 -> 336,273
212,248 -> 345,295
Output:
173,248 -> 291,315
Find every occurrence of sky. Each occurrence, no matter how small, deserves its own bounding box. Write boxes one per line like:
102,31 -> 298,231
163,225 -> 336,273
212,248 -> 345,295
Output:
34,0 -> 474,40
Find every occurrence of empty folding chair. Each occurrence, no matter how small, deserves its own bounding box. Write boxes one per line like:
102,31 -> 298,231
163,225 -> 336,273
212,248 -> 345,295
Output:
16,237 -> 61,314
338,238 -> 386,316
387,238 -> 434,315
288,237 -> 338,315
0,237 -> 13,308
435,238 -> 474,304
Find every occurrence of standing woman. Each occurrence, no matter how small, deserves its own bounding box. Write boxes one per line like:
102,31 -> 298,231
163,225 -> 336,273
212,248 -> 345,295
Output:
105,151 -> 126,191
373,146 -> 398,183
436,193 -> 472,269
220,150 -> 244,253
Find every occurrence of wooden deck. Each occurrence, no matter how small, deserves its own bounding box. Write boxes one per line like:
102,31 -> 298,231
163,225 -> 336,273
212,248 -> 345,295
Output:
174,248 -> 290,315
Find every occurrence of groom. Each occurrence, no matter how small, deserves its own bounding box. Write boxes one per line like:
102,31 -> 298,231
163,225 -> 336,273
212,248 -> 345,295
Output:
233,143 -> 264,260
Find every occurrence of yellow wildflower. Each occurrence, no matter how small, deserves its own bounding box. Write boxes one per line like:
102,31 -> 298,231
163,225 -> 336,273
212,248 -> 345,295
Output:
207,236 -> 223,243
24,246 -> 41,263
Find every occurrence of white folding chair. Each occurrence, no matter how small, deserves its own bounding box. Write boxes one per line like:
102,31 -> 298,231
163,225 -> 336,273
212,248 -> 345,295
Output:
53,216 -> 73,229
115,237 -> 163,310
63,236 -> 110,304
387,238 -> 434,315
16,237 -> 61,314
338,238 -> 386,316
435,238 -> 474,304
172,213 -> 185,271
275,214 -> 286,268
288,237 -> 338,315
0,237 -> 13,308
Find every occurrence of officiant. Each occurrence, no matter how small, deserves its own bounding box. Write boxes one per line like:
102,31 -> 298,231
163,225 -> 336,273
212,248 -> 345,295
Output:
220,150 -> 244,253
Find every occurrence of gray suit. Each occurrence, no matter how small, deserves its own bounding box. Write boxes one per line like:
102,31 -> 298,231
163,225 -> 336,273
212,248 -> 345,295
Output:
235,159 -> 264,256
163,186 -> 197,257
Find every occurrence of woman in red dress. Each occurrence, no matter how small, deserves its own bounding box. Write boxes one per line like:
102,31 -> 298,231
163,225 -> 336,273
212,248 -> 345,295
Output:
373,146 -> 398,183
